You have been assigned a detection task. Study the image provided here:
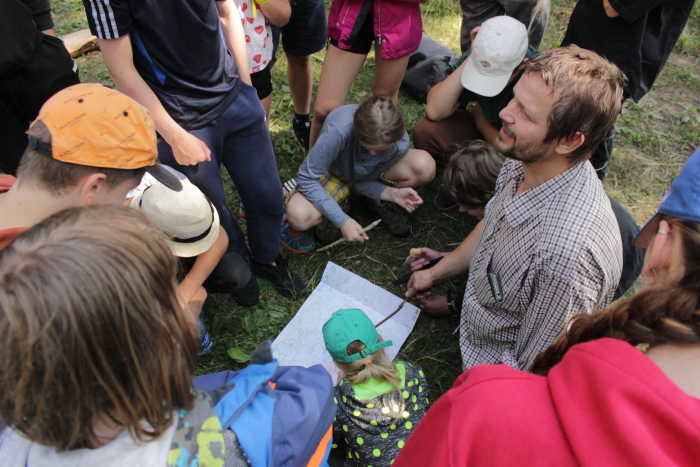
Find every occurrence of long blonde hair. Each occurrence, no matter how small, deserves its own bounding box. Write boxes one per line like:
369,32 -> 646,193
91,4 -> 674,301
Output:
336,337 -> 401,390
0,206 -> 199,451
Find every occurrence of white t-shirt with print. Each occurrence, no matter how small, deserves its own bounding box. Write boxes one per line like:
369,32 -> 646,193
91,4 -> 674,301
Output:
234,0 -> 273,73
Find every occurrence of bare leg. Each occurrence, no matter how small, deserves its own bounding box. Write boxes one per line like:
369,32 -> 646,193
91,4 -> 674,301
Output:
286,192 -> 324,231
286,53 -> 313,115
260,94 -> 272,127
309,44 -> 367,148
371,42 -> 411,104
382,149 -> 436,188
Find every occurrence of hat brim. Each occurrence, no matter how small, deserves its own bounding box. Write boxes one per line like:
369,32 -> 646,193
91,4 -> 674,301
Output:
145,164 -> 183,192
461,55 -> 512,98
633,214 -> 660,248
131,195 -> 220,258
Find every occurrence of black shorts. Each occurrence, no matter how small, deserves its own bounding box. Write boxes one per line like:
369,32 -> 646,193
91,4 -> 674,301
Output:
271,0 -> 327,59
329,14 -> 375,55
250,65 -> 273,100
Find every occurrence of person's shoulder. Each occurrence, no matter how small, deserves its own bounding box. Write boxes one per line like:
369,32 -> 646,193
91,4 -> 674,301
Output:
327,104 -> 358,124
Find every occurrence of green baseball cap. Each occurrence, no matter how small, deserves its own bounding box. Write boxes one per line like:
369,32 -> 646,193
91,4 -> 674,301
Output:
322,309 -> 393,363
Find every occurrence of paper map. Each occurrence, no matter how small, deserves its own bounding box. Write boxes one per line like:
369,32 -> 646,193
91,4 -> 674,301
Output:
272,262 -> 421,375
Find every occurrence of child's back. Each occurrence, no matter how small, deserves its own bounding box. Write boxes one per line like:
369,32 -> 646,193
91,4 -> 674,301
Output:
323,309 -> 430,467
333,360 -> 429,467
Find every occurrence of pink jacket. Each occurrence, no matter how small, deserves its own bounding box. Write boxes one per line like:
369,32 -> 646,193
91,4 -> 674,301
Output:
327,0 -> 426,60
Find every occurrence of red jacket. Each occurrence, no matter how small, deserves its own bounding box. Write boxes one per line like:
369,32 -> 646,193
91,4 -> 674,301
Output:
394,338 -> 700,466
327,0 -> 426,60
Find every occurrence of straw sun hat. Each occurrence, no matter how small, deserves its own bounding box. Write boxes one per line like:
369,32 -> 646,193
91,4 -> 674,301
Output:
131,179 -> 220,257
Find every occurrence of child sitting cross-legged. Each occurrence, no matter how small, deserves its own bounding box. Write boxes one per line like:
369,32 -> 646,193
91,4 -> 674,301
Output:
323,309 -> 430,466
286,95 -> 436,246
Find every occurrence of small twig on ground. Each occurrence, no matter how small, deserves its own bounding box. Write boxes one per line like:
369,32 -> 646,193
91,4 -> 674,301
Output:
375,299 -> 407,328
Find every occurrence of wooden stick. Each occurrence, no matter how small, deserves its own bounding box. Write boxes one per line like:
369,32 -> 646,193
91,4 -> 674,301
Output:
374,299 -> 407,328
316,219 -> 382,252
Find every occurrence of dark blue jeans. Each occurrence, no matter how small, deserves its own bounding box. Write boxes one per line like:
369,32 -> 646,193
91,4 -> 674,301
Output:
158,84 -> 284,264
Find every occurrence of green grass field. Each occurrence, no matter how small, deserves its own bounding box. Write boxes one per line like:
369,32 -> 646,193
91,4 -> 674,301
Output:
50,0 -> 700,397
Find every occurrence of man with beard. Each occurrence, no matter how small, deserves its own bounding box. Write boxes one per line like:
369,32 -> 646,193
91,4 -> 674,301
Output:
407,46 -> 624,372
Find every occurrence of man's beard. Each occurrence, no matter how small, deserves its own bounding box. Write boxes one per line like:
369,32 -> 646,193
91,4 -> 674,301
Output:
496,126 -> 549,164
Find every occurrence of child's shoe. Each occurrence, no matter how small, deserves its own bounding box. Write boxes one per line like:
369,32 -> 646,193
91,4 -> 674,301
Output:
366,198 -> 412,238
293,115 -> 311,150
280,222 -> 315,253
197,315 -> 213,356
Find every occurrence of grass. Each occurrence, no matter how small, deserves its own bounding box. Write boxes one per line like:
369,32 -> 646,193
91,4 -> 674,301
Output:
48,0 -> 700,398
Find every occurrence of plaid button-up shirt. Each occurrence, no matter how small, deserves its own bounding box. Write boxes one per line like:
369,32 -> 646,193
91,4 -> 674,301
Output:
460,159 -> 623,371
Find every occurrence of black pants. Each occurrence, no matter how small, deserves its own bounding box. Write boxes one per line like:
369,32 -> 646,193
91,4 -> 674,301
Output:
178,251 -> 252,294
609,196 -> 645,300
0,34 -> 79,175
590,126 -> 615,181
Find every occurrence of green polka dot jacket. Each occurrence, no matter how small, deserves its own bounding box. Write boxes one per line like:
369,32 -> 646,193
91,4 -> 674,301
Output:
331,361 -> 430,467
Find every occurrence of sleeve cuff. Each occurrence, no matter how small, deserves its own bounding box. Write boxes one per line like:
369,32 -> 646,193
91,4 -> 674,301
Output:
34,11 -> 55,31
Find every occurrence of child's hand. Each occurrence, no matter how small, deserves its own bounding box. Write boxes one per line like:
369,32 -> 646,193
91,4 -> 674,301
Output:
340,218 -> 370,243
390,188 -> 423,213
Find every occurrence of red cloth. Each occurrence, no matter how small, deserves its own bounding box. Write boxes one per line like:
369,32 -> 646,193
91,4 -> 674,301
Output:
394,338 -> 700,467
0,175 -> 25,251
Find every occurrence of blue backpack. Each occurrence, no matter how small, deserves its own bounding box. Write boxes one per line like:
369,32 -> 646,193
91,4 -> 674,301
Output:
194,341 -> 336,467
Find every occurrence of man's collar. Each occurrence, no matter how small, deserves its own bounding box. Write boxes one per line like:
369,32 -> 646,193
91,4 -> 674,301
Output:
502,160 -> 586,228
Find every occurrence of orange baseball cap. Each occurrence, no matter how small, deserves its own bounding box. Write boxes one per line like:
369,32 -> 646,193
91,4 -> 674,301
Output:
28,83 -> 181,191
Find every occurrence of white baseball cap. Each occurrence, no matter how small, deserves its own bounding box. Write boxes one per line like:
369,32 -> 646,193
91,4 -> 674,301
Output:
131,178 -> 220,258
461,16 -> 529,97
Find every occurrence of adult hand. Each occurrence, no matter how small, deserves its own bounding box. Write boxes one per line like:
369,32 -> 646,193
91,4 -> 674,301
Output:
419,294 -> 451,317
406,269 -> 434,298
340,218 -> 369,243
407,247 -> 446,271
390,188 -> 423,213
172,130 -> 211,166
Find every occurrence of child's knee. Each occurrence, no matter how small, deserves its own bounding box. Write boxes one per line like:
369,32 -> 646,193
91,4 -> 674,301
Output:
411,150 -> 436,184
285,198 -> 315,231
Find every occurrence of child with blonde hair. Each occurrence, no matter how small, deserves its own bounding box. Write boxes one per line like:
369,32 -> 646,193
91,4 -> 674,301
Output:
322,308 -> 429,466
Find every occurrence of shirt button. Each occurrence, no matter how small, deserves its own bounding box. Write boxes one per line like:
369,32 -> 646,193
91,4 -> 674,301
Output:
336,23 -> 340,26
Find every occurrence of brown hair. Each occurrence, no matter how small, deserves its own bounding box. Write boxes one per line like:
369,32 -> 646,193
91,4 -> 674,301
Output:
17,120 -> 145,195
525,46 -> 626,164
444,141 -> 506,210
0,205 -> 199,451
336,337 -> 401,390
353,95 -> 405,151
531,215 -> 700,375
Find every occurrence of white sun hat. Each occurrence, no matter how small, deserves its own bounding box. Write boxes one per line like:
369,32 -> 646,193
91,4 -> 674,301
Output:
131,178 -> 220,258
461,16 -> 529,97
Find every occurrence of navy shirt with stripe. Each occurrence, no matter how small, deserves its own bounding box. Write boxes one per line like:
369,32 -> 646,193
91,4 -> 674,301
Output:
83,0 -> 242,130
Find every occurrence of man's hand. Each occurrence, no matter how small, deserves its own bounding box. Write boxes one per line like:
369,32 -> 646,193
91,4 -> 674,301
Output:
172,129 -> 212,166
407,247 -> 446,271
388,187 -> 423,213
419,294 -> 451,317
340,218 -> 369,243
406,269 -> 435,298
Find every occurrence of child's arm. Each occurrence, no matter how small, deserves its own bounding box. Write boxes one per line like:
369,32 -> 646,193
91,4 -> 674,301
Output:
216,0 -> 252,85
178,226 -> 229,309
425,27 -> 480,121
295,128 -> 354,229
424,59 -> 468,121
258,0 -> 291,27
98,36 -> 211,166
